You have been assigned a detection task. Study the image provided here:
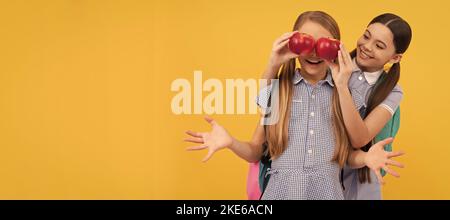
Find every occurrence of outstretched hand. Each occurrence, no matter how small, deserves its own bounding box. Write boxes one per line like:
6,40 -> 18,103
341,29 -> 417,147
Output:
365,137 -> 405,184
184,117 -> 234,162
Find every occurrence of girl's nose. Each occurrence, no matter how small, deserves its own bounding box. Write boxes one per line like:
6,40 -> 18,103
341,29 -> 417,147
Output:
362,44 -> 372,52
311,47 -> 317,57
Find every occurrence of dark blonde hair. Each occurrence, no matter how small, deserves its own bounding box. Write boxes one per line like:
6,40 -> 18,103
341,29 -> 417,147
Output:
266,11 -> 351,167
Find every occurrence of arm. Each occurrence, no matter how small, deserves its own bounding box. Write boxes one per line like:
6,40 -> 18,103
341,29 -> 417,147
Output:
330,44 -> 398,148
228,121 -> 266,163
347,149 -> 367,169
347,137 -> 405,184
337,86 -> 392,148
262,31 -> 299,84
184,117 -> 265,163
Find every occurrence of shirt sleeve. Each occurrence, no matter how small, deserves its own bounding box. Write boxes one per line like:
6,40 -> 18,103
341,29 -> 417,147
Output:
379,84 -> 403,116
256,83 -> 273,110
348,72 -> 366,112
350,88 -> 365,112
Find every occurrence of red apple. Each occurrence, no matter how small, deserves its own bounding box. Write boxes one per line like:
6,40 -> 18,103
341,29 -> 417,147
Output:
315,38 -> 340,61
288,33 -> 315,56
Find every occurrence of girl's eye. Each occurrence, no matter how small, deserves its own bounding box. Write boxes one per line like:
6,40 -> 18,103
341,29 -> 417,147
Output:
376,44 -> 384,49
363,34 -> 369,39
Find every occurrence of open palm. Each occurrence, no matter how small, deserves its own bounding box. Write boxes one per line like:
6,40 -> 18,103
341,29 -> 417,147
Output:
184,117 -> 233,162
365,137 -> 405,184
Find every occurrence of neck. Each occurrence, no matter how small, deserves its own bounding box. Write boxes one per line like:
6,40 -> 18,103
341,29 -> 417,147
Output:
356,61 -> 383,73
300,69 -> 327,85
360,66 -> 383,73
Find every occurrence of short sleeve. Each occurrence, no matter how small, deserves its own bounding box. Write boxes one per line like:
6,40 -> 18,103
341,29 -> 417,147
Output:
350,88 -> 365,112
379,84 -> 403,116
256,84 -> 273,110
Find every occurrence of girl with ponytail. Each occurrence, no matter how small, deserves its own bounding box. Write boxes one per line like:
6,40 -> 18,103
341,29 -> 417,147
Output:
328,13 -> 412,200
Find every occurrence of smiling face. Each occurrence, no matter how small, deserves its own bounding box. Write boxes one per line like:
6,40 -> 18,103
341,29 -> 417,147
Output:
356,23 -> 402,72
297,21 -> 336,78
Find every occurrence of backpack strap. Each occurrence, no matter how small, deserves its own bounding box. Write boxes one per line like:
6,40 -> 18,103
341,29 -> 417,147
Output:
258,84 -> 273,195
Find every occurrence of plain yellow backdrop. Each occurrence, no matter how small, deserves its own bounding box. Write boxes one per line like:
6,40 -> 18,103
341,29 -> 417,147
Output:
0,0 -> 449,199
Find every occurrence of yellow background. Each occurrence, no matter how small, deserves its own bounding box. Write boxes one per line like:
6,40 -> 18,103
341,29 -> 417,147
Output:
0,0 -> 449,199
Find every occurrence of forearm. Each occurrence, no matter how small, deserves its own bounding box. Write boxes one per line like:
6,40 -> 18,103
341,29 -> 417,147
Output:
347,149 -> 367,169
228,138 -> 263,163
337,85 -> 370,148
261,61 -> 281,83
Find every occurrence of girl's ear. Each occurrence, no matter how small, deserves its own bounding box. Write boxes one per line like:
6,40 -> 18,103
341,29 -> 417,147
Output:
389,54 -> 403,64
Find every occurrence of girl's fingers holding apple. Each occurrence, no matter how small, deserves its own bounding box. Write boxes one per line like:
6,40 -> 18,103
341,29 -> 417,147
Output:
275,31 -> 299,46
280,32 -> 293,39
274,32 -> 293,46
288,30 -> 299,38
342,44 -> 353,67
341,44 -> 353,66
341,46 -> 349,66
273,39 -> 290,52
339,43 -> 347,54
281,31 -> 299,40
345,47 -> 353,63
337,50 -> 344,69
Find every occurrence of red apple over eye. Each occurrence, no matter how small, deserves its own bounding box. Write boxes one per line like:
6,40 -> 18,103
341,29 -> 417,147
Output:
288,32 -> 315,56
315,38 -> 340,61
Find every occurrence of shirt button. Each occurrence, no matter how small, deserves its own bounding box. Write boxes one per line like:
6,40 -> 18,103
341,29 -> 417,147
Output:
310,112 -> 315,117
309,130 -> 314,135
307,149 -> 312,154
311,95 -> 315,99
358,75 -> 363,80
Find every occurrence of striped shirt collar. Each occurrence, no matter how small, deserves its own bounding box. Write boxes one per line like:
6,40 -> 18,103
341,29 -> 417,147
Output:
293,68 -> 334,87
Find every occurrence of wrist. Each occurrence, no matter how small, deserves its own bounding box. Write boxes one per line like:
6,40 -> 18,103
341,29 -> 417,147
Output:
336,83 -> 350,92
268,57 -> 282,71
228,137 -> 238,150
263,64 -> 280,80
362,151 -> 369,166
268,61 -> 281,71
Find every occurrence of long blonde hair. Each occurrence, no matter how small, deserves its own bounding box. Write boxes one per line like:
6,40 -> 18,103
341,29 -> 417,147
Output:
266,11 -> 351,167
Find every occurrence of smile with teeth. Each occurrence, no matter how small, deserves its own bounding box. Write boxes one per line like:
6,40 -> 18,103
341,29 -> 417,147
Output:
360,48 -> 373,59
306,59 -> 323,64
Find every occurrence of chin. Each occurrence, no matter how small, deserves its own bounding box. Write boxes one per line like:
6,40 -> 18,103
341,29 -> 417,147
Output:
355,56 -> 367,67
356,56 -> 382,72
304,68 -> 323,76
355,48 -> 381,71
303,64 -> 327,75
